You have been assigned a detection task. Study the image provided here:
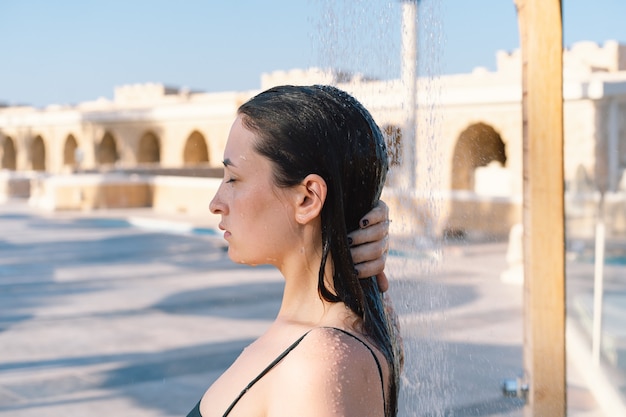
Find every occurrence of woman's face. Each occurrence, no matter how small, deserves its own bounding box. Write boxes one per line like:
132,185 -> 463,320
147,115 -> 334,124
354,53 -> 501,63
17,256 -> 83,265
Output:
209,116 -> 298,266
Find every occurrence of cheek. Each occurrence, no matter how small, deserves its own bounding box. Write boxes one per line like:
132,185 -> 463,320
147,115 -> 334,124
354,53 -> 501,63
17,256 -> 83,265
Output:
244,196 -> 286,235
231,191 -> 265,227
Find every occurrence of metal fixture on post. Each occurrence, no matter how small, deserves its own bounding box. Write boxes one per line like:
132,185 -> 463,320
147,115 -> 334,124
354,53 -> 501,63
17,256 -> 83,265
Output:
502,377 -> 529,400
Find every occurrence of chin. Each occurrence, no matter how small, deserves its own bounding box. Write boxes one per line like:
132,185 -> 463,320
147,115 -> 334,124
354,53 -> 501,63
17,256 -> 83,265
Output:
226,248 -> 239,263
227,249 -> 249,265
227,251 -> 267,268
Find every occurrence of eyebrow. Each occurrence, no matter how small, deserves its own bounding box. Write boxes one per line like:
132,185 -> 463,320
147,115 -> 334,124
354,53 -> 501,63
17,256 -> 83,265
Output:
222,158 -> 236,168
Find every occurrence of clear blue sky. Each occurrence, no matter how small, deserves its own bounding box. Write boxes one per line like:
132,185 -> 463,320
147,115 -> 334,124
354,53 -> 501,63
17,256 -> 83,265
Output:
1,0 -> 625,108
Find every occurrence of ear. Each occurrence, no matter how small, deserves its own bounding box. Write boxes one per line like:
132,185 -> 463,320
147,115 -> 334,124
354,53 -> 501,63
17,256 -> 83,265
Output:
294,174 -> 327,225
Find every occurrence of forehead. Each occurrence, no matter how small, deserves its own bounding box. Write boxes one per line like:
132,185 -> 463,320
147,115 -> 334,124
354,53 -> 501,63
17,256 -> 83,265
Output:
224,116 -> 258,161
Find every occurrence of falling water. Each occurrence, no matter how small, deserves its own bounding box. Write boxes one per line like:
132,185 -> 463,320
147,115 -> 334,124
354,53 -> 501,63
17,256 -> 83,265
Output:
311,1 -> 449,415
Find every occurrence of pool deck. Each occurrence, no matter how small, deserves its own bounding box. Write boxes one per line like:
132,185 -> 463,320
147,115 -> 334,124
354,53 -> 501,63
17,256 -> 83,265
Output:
0,199 -> 624,416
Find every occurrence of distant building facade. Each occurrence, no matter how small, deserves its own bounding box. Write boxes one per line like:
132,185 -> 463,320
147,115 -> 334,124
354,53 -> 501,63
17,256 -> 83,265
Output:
1,41 -> 626,237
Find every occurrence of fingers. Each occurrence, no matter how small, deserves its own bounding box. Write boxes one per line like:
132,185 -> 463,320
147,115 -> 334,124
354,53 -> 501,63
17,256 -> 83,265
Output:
354,262 -> 389,292
354,256 -> 386,280
348,220 -> 388,247
352,235 -> 388,278
348,199 -> 389,246
357,200 -> 389,229
376,272 -> 389,292
351,199 -> 391,292
350,233 -> 388,264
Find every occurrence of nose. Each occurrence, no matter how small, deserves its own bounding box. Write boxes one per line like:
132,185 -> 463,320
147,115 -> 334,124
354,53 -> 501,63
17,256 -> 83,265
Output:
209,183 -> 227,215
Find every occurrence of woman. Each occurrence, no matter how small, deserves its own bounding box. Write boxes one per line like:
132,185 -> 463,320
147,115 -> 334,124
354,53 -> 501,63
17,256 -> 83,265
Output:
189,85 -> 401,417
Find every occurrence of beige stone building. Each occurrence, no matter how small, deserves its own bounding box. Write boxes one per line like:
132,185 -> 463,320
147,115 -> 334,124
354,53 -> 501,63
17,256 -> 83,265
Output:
1,41 -> 625,238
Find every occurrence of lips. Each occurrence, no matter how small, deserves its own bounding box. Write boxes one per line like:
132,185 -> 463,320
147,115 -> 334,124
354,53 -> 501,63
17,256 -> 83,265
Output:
218,223 -> 231,239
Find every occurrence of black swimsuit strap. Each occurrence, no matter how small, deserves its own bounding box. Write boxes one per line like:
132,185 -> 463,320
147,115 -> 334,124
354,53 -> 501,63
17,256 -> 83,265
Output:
215,327 -> 386,417
222,330 -> 312,416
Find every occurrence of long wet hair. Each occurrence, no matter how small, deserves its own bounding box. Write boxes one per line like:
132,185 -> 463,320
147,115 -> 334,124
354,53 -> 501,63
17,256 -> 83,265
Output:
238,85 -> 400,417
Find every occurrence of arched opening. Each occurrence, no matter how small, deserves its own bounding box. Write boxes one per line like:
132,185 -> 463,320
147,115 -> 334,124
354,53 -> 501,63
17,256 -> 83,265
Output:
382,124 -> 403,167
31,136 -> 46,171
382,124 -> 403,187
1,136 -> 17,170
137,131 -> 160,164
183,131 -> 209,165
98,132 -> 118,166
451,122 -> 506,190
63,134 -> 78,166
445,123 -> 510,239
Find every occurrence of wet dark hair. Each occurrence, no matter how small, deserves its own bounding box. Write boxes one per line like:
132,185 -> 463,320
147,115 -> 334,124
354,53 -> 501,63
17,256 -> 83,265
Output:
238,84 -> 400,417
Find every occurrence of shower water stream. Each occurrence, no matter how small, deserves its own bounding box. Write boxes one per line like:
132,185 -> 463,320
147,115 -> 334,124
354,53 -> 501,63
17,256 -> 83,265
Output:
312,1 -> 450,415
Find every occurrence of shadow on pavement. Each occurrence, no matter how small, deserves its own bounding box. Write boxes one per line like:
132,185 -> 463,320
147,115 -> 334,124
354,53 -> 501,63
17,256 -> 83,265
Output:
152,280 -> 283,320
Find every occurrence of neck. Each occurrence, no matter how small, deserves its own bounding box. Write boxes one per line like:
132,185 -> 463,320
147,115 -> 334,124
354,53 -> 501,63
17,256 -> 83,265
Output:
272,221 -> 356,329
274,242 -> 344,327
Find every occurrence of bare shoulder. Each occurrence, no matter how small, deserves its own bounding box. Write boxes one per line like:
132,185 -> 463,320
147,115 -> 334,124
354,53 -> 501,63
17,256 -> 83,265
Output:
267,327 -> 387,417
299,327 -> 384,366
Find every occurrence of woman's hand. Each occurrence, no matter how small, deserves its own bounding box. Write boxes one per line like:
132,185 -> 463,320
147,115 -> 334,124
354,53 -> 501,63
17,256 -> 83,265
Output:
348,200 -> 390,292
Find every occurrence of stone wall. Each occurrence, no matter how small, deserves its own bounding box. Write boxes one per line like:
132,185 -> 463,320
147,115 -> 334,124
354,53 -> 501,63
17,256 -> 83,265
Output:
2,41 -> 626,240
24,173 -> 221,218
0,171 -> 34,200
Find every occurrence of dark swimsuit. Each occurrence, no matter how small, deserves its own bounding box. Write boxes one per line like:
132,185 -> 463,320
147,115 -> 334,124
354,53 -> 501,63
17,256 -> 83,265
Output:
185,327 -> 385,417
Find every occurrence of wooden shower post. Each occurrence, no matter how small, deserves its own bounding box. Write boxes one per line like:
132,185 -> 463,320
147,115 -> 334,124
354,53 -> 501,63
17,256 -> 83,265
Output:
515,0 -> 566,416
